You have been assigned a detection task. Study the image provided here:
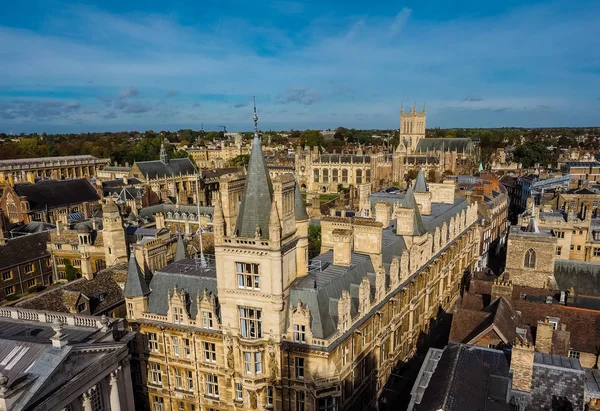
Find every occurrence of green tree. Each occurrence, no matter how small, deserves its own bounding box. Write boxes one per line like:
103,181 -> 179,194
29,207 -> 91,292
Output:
231,154 -> 250,167
299,130 -> 324,148
514,141 -> 552,168
64,260 -> 79,282
308,225 -> 321,260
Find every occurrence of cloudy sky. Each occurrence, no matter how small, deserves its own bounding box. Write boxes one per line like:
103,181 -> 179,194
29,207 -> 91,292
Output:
0,0 -> 599,133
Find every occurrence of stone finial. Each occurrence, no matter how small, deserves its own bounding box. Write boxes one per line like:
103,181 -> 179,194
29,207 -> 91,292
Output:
51,319 -> 68,348
100,314 -> 110,332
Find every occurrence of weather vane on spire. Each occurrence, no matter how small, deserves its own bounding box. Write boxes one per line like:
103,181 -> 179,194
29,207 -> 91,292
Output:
253,96 -> 259,138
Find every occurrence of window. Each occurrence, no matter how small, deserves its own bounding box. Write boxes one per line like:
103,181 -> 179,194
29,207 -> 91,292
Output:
244,351 -> 262,374
556,246 -> 562,256
342,169 -> 348,183
356,169 -> 362,184
579,230 -> 583,235
332,169 -> 338,183
239,307 -> 262,339
568,350 -> 580,359
5,285 -> 15,295
202,311 -> 214,329
206,374 -> 219,398
128,302 -> 134,319
266,386 -> 274,407
314,169 -> 319,183
577,245 -> 582,251
570,201 -> 576,207
184,338 -> 191,358
90,386 -> 103,411
153,396 -> 165,411
150,363 -> 162,385
295,357 -> 305,379
523,248 -> 536,269
148,333 -> 159,352
570,245 -> 575,250
187,370 -> 194,391
236,383 -> 243,401
77,302 -> 86,312
323,169 -> 329,183
24,264 -> 33,273
178,402 -> 185,411
2,271 -> 11,281
175,368 -> 183,389
294,324 -> 306,343
319,397 -> 337,411
173,307 -> 184,324
204,342 -> 217,363
296,391 -> 306,411
26,279 -> 36,288
594,201 -> 599,208
341,345 -> 348,367
594,248 -> 600,257
173,337 -> 180,357
237,263 -> 260,290
572,230 -> 577,234
555,231 -> 565,238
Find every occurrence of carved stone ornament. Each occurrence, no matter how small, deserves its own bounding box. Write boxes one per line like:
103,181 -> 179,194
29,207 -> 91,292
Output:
249,390 -> 257,409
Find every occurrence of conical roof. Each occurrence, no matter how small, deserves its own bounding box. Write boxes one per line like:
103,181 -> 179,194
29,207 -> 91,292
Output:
174,234 -> 187,262
124,253 -> 150,297
414,168 -> 428,192
399,187 -> 427,236
234,135 -> 274,239
294,182 -> 309,221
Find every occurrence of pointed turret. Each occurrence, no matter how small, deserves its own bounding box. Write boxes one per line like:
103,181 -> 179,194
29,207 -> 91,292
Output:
124,253 -> 150,298
525,199 -> 540,233
414,168 -> 428,193
234,99 -> 275,239
174,234 -> 187,262
397,187 -> 427,237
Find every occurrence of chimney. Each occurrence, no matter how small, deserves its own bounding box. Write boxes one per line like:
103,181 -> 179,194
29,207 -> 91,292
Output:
375,202 -> 391,229
510,342 -> 535,393
535,318 -> 555,354
51,319 -> 68,348
491,279 -> 513,300
332,229 -> 353,266
56,220 -> 64,236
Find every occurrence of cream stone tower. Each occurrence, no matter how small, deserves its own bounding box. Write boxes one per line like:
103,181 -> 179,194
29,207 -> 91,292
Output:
102,200 -> 128,266
399,104 -> 426,153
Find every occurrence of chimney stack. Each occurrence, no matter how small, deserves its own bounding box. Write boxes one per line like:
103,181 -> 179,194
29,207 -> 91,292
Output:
332,229 -> 353,266
510,341 -> 535,393
491,279 -> 513,300
535,318 -> 555,354
375,202 -> 391,229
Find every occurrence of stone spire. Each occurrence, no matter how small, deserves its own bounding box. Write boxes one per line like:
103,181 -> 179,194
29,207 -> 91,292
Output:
234,98 -> 275,239
160,141 -> 167,163
525,199 -> 540,233
174,233 -> 187,262
414,168 -> 428,192
124,252 -> 150,297
399,187 -> 427,236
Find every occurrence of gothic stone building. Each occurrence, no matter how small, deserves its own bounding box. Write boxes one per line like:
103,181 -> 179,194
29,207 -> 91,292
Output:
124,129 -> 480,411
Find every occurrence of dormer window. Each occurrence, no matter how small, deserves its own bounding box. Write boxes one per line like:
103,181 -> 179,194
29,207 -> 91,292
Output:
294,324 -> 306,343
77,302 -> 86,313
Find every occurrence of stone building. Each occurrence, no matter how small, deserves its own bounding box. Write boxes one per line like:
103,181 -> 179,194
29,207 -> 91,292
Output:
186,142 -> 250,169
0,230 -> 53,302
0,178 -> 101,225
0,154 -> 110,184
128,143 -> 198,204
0,306 -> 135,411
124,110 -> 481,411
48,201 -> 128,280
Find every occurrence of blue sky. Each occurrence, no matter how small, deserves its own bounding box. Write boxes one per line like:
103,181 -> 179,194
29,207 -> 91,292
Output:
0,0 -> 599,133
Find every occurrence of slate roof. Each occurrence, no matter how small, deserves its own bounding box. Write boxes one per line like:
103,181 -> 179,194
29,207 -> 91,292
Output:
415,138 -> 473,153
146,258 -> 217,319
234,136 -> 275,239
0,231 -> 51,270
13,179 -> 100,212
124,254 -> 151,297
135,158 -> 196,180
413,168 -> 428,192
554,259 -> 600,297
17,263 -> 127,315
414,344 -> 511,411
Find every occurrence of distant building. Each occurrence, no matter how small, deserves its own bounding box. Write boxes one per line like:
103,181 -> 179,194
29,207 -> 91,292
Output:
0,306 -> 135,411
0,154 -> 110,184
186,141 -> 250,169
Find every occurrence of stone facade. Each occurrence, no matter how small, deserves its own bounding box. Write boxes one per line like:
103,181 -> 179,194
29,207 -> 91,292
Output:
124,125 -> 481,411
505,227 -> 557,288
0,154 -> 110,184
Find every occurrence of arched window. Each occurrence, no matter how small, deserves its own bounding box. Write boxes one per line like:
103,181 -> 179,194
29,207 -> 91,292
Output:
524,248 -> 536,269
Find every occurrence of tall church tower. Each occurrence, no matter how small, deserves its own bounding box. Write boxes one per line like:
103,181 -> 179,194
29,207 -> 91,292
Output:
102,200 -> 128,266
213,100 -> 309,401
399,104 -> 426,153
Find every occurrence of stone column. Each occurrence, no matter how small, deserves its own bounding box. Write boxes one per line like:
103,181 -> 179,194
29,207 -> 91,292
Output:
81,390 -> 93,411
109,369 -> 122,411
121,360 -> 136,411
